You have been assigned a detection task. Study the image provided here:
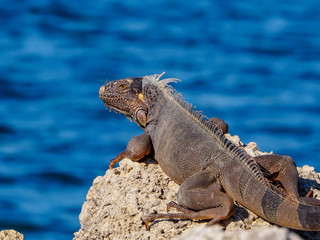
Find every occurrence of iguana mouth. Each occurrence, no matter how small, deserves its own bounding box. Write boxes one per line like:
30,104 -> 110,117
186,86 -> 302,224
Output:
104,104 -> 128,116
99,85 -> 129,116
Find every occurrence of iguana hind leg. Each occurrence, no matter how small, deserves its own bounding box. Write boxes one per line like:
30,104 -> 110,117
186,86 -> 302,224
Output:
254,154 -> 320,205
109,133 -> 152,169
254,154 -> 300,200
144,169 -> 235,229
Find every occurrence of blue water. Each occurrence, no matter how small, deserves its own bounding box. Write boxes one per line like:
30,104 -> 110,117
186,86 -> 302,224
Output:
1,0 -> 320,239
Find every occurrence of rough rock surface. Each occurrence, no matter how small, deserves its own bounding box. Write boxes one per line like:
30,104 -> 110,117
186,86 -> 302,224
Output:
0,230 -> 24,240
178,225 -> 302,240
73,134 -> 320,240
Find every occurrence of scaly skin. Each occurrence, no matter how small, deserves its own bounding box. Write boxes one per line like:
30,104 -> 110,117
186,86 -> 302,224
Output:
99,73 -> 320,231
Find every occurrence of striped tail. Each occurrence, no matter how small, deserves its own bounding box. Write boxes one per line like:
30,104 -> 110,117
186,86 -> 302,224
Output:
258,189 -> 320,231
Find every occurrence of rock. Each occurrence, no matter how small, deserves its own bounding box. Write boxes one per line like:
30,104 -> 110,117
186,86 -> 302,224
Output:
73,138 -> 320,240
178,225 -> 302,240
73,158 -> 198,240
0,230 -> 24,240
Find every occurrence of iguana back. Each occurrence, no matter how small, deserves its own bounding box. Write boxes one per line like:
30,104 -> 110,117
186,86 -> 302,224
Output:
143,75 -> 265,186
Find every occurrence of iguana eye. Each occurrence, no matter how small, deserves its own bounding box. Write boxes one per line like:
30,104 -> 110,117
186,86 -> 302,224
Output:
119,84 -> 127,90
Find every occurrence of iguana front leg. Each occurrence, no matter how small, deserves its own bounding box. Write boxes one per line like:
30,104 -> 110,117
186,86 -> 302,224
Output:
144,169 -> 235,229
109,133 -> 152,169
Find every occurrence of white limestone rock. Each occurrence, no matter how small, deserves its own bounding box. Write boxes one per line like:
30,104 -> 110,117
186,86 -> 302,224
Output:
74,137 -> 320,240
0,230 -> 24,240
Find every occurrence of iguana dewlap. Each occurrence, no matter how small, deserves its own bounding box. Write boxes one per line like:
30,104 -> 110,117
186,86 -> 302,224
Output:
99,73 -> 320,231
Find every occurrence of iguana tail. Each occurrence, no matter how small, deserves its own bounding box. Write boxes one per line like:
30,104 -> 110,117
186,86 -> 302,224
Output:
241,186 -> 320,231
226,167 -> 320,231
261,190 -> 320,231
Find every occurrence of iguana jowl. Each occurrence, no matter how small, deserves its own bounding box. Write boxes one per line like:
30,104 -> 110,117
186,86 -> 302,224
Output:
99,73 -> 320,231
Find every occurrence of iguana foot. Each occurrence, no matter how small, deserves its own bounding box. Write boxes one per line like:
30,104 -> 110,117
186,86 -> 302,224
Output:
305,189 -> 314,198
144,211 -> 199,230
167,201 -> 194,213
144,202 -> 234,230
298,189 -> 320,206
108,133 -> 152,169
109,151 -> 126,169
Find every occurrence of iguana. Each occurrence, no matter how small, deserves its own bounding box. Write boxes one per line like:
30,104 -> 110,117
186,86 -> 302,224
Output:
99,73 -> 320,231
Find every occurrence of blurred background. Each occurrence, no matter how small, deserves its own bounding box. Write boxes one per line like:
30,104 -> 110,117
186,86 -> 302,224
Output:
0,0 -> 320,239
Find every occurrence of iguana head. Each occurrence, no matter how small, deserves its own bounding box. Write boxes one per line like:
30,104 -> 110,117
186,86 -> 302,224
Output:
99,77 -> 148,128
